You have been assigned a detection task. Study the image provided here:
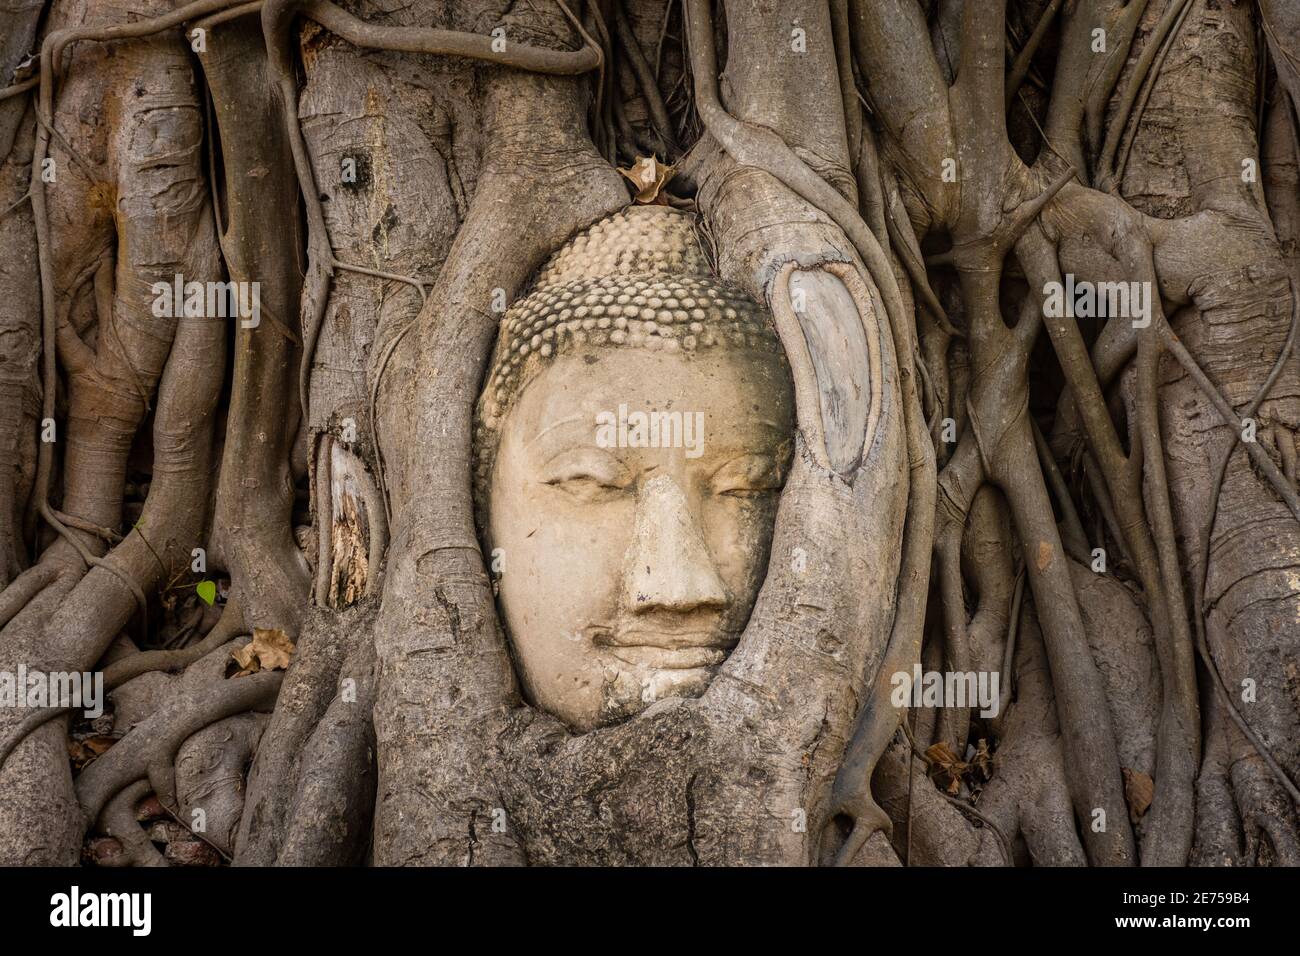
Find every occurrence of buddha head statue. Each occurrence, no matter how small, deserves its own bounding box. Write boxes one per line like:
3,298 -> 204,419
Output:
473,205 -> 795,732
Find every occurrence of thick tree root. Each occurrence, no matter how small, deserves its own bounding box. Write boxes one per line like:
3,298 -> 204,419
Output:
235,603 -> 374,864
98,780 -> 166,868
76,648 -> 282,835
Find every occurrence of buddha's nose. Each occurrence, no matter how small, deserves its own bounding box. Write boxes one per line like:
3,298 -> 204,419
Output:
624,474 -> 729,614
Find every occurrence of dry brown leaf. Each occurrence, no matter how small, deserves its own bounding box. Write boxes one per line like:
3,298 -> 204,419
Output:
925,741 -> 961,768
230,627 -> 296,677
67,735 -> 116,769
925,742 -> 966,795
1122,767 -> 1154,823
618,155 -> 676,204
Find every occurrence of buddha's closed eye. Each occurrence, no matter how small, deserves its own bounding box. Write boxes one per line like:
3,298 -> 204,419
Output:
542,448 -> 785,502
709,453 -> 784,499
541,447 -> 632,502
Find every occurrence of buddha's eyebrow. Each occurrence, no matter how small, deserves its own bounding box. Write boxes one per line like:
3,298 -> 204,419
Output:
524,413 -> 589,447
732,419 -> 789,435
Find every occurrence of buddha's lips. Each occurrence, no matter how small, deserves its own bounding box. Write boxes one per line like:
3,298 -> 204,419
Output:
590,625 -> 739,669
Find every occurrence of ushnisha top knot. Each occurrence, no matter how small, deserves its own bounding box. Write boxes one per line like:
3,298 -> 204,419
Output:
531,203 -> 712,288
472,204 -> 786,507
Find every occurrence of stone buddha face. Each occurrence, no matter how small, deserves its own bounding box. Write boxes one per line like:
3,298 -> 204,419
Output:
474,206 -> 794,731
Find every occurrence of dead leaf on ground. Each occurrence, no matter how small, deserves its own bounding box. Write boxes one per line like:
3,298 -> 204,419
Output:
924,739 -> 997,797
67,735 -> 116,770
619,155 -> 676,204
229,627 -> 296,677
925,741 -> 966,795
1122,767 -> 1154,823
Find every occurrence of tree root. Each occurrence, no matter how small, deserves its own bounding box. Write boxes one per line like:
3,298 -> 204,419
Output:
898,717 -> 1013,865
260,0 -> 603,424
0,562 -> 58,631
100,600 -> 247,695
873,733 -> 1003,866
1185,281 -> 1300,806
235,603 -> 372,864
1160,320 -> 1300,525
76,647 -> 282,833
175,712 -> 269,857
367,58 -> 626,864
25,0 -> 244,554
684,0 -> 917,360
275,619 -> 376,865
98,780 -> 166,868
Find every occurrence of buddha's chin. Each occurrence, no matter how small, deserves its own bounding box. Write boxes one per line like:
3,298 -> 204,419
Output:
593,656 -> 724,727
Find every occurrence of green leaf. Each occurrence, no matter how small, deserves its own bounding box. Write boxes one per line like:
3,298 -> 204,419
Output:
196,580 -> 217,606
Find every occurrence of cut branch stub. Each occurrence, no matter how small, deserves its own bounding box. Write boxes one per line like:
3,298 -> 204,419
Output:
771,261 -> 884,476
